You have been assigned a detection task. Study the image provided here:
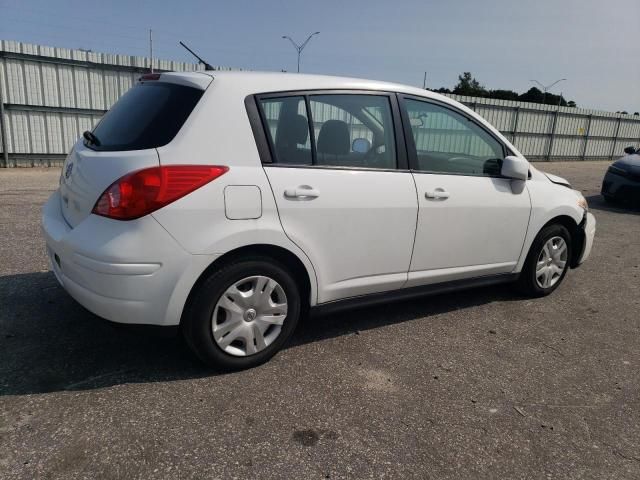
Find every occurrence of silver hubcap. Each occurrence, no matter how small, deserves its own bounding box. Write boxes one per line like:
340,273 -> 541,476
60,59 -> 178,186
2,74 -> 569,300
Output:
535,236 -> 568,289
212,276 -> 288,357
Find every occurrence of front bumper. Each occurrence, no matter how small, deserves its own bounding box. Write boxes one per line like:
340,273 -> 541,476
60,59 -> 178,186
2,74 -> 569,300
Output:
41,191 -> 218,326
577,212 -> 596,265
601,171 -> 640,203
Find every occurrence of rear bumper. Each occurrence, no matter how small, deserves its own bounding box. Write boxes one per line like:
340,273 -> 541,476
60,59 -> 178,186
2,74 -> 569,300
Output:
42,191 -> 218,326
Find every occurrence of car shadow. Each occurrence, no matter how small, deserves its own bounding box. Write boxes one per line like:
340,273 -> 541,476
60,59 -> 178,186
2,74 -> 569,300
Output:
1,271 -> 522,396
586,194 -> 640,215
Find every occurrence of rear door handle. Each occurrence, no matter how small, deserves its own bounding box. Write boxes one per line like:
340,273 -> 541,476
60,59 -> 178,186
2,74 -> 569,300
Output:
425,188 -> 450,200
284,185 -> 320,199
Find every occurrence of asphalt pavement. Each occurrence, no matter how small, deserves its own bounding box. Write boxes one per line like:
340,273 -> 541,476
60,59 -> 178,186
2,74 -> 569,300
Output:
1,161 -> 639,479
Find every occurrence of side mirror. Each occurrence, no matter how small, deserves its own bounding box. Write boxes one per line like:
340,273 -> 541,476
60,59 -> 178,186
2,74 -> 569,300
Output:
501,156 -> 529,181
352,138 -> 371,154
624,146 -> 637,155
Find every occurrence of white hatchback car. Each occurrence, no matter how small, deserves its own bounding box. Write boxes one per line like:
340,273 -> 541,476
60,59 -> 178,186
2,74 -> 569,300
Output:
42,71 -> 595,369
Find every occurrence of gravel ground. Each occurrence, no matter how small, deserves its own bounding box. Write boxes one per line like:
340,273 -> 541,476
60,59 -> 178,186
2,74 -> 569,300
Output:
1,161 -> 639,479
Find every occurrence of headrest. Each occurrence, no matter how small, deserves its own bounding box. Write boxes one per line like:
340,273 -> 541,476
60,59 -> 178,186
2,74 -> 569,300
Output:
317,120 -> 350,155
275,114 -> 309,149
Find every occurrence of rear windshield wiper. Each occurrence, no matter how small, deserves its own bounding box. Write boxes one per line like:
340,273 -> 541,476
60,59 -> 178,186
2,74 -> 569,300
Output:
83,130 -> 101,147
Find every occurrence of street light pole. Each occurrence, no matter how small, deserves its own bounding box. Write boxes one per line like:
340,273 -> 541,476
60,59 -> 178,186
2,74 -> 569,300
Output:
530,78 -> 566,105
282,32 -> 320,73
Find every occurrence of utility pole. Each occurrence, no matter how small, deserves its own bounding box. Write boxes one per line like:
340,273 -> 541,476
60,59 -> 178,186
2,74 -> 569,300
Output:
423,71 -> 427,89
149,29 -> 154,73
282,32 -> 320,73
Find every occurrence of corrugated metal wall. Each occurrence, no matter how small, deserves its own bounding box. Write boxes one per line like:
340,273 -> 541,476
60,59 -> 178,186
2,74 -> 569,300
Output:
1,39 -> 639,166
0,39 -> 232,167
446,94 -> 640,161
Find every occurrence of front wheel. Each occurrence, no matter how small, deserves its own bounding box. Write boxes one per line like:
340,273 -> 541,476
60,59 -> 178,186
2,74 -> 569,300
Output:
182,257 -> 301,370
517,224 -> 572,297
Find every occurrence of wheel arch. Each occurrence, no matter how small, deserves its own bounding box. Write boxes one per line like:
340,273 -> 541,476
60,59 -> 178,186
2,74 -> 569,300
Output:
538,214 -> 586,269
179,243 -> 315,327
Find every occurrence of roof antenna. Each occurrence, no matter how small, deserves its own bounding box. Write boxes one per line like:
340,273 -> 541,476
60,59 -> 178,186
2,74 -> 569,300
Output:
179,41 -> 214,70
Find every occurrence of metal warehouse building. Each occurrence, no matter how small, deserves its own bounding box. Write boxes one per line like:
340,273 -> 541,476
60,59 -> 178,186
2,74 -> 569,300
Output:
1,39 -> 639,167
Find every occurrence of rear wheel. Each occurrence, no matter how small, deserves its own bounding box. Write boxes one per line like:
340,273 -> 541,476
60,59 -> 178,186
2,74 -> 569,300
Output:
517,224 -> 572,297
183,256 -> 301,370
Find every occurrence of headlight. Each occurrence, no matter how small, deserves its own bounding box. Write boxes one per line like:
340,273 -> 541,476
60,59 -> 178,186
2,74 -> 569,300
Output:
608,165 -> 628,177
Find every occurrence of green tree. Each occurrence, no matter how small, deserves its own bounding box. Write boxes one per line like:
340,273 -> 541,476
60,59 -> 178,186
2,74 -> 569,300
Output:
453,72 -> 487,97
519,88 -> 568,106
518,87 -> 545,103
488,89 -> 520,101
433,74 -> 577,106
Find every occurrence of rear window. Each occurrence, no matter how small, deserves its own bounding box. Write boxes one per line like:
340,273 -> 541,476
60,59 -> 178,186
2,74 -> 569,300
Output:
88,82 -> 204,151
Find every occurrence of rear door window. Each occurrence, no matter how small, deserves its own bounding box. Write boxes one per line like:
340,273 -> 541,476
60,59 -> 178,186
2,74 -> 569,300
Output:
309,95 -> 397,169
257,93 -> 398,170
89,82 -> 204,151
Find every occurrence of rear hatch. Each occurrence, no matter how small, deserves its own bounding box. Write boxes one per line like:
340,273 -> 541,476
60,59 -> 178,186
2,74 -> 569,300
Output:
59,73 -> 212,227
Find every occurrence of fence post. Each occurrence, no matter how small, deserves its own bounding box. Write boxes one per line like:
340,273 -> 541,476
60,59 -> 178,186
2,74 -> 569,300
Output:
547,110 -> 559,161
581,114 -> 592,161
0,70 -> 9,168
512,106 -> 520,144
610,115 -> 622,160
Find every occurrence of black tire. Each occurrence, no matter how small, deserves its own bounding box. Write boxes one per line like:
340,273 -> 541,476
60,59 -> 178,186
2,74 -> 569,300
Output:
182,256 -> 301,370
602,194 -> 616,204
516,223 -> 572,298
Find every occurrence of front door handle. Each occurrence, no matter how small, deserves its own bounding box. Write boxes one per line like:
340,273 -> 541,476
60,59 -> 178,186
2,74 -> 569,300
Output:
284,185 -> 320,199
425,188 -> 450,200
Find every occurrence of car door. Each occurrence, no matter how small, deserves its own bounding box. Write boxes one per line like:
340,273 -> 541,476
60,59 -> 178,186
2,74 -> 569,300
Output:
254,92 -> 418,303
399,95 -> 531,287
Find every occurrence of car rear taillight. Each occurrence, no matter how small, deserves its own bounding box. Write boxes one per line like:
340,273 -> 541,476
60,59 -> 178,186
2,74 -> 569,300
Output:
92,165 -> 228,220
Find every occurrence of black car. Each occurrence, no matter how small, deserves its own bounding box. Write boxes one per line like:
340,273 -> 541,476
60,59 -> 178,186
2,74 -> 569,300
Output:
601,146 -> 640,204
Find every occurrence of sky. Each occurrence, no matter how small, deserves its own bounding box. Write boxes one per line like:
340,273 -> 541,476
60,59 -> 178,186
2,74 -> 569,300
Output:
1,0 -> 638,113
